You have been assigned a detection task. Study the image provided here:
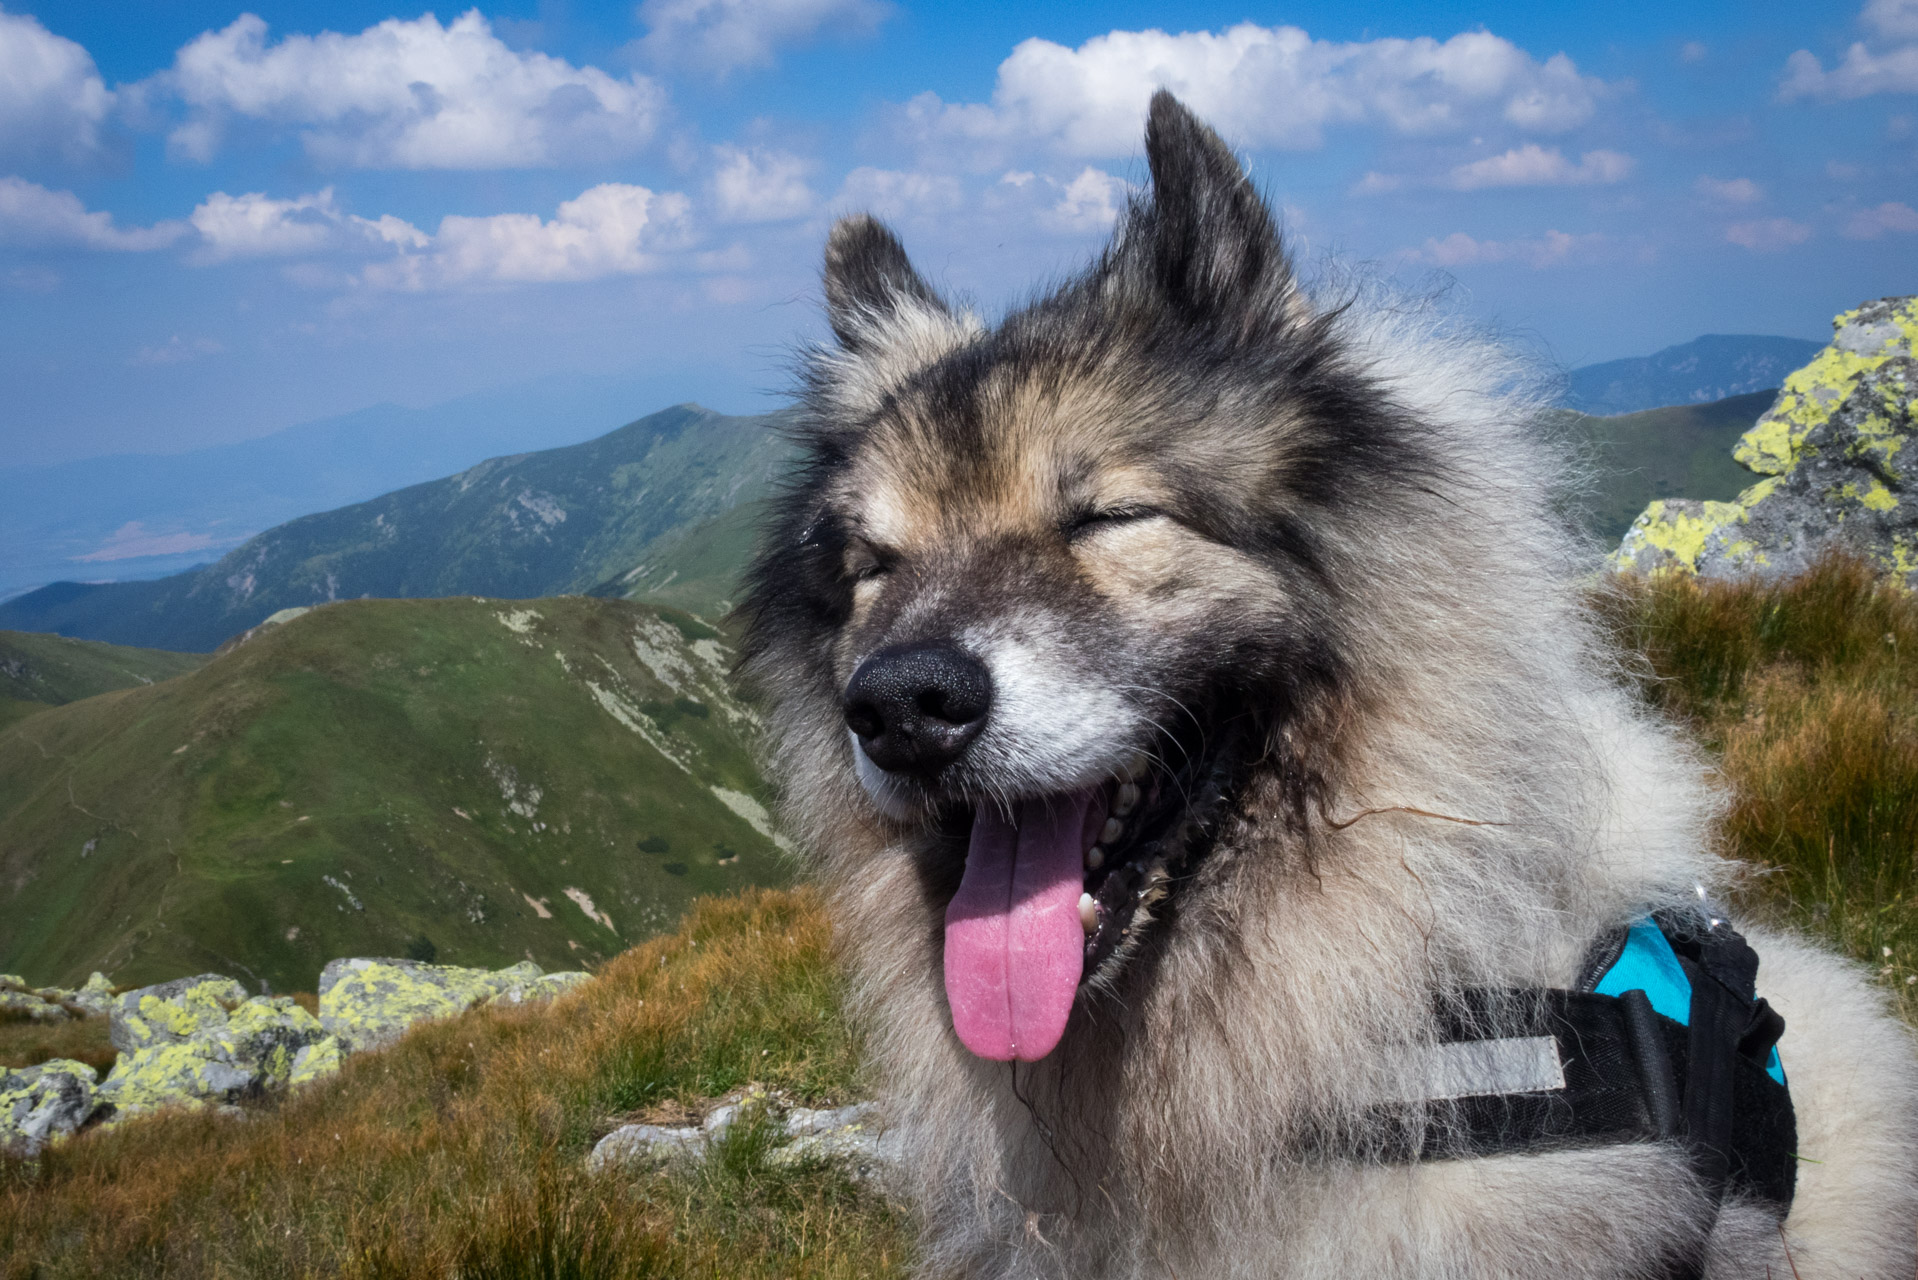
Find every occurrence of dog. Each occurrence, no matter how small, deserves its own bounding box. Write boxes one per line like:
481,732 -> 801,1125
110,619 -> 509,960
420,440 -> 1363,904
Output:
739,92 -> 1918,1278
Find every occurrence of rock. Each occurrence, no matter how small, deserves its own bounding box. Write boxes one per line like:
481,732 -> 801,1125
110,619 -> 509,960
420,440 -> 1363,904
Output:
99,995 -> 331,1118
1,1060 -> 98,1156
0,975 -> 25,993
587,1094 -> 896,1179
109,974 -> 249,1053
288,1035 -> 343,1087
318,957 -> 590,1053
0,989 -> 70,1023
1613,296 -> 1918,583
67,972 -> 114,1019
587,1123 -> 707,1171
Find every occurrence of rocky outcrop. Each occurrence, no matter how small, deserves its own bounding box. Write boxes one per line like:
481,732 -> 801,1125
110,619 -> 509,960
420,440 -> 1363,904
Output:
1613,296 -> 1918,583
0,958 -> 590,1154
319,958 -> 591,1054
101,981 -> 333,1119
1,1060 -> 99,1156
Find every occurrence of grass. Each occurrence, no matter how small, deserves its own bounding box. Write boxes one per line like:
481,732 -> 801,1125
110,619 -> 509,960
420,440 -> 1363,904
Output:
0,1014 -> 116,1075
0,886 -> 911,1279
1595,553 -> 1918,1017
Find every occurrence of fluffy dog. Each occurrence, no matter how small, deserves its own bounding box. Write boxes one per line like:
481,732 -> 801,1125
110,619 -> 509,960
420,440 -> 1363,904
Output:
739,92 -> 1918,1278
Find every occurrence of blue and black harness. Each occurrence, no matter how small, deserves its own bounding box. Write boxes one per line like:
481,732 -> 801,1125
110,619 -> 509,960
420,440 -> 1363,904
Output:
1405,910 -> 1796,1272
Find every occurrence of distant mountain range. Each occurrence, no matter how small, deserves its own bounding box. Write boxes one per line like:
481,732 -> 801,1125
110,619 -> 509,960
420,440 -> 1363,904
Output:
1564,334 -> 1819,416
0,370 -> 770,602
0,404 -> 796,653
0,630 -> 205,731
0,595 -> 787,991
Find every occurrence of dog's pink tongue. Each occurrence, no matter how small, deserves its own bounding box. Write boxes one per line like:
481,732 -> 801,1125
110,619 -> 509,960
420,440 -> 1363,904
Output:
944,790 -> 1094,1062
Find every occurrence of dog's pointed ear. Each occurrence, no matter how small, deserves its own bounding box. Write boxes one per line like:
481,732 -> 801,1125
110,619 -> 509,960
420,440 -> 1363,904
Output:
824,214 -> 947,353
1134,90 -> 1291,320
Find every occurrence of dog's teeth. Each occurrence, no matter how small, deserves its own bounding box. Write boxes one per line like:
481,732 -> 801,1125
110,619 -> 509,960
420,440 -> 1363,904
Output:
1078,893 -> 1098,933
1085,846 -> 1104,871
1100,817 -> 1124,844
1112,783 -> 1140,816
1119,751 -> 1150,782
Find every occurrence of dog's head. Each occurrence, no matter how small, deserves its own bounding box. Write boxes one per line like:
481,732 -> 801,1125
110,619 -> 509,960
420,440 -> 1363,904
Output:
742,92 -> 1439,1063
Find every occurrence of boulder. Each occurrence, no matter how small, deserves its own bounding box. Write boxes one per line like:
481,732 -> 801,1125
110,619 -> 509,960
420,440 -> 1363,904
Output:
65,972 -> 115,1019
318,957 -> 590,1053
1,1060 -> 98,1156
100,995 -> 333,1118
1613,296 -> 1918,583
109,974 -> 249,1053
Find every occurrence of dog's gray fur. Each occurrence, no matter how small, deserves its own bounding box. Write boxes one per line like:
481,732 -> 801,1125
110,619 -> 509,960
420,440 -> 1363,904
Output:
740,92 -> 1918,1277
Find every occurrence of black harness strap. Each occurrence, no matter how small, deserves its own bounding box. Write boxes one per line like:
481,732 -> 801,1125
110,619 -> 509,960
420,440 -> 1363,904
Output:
1400,913 -> 1795,1276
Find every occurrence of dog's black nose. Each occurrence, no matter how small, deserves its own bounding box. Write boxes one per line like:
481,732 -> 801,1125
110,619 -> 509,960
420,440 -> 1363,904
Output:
844,641 -> 992,776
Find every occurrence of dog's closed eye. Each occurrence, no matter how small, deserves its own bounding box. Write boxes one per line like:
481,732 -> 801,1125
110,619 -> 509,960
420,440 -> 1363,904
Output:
1061,505 -> 1162,540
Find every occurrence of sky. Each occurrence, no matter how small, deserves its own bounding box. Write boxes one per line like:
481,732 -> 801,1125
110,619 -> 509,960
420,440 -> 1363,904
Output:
1,0 -> 1913,467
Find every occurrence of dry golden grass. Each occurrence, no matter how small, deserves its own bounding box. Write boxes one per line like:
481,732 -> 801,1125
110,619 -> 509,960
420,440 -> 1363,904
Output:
0,1013 -> 116,1075
0,887 -> 912,1279
1596,554 -> 1918,1017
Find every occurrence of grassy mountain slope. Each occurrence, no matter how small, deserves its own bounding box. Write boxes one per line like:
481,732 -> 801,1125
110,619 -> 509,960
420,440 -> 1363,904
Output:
0,405 -> 798,653
0,632 -> 206,732
0,595 -> 789,993
1562,389 -> 1777,544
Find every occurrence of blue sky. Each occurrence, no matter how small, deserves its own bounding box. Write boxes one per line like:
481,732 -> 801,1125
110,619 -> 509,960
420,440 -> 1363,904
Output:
2,0 -> 1912,468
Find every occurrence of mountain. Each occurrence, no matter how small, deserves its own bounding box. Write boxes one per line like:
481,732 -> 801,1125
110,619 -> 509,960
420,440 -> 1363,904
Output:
0,371 -> 763,602
0,631 -> 206,732
1562,389 -> 1779,544
1565,335 -> 1820,416
0,404 -> 798,653
0,595 -> 787,993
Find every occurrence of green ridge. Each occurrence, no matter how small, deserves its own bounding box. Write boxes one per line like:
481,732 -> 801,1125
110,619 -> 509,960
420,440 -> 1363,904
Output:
0,595 -> 787,994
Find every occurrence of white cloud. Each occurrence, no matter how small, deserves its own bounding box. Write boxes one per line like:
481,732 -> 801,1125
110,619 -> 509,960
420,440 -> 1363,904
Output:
1865,0 -> 1918,40
1402,228 -> 1607,269
0,176 -> 185,250
1695,175 -> 1763,203
1679,41 -> 1709,64
156,11 -> 664,168
1445,144 -> 1632,190
362,183 -> 693,289
0,6 -> 113,164
1724,218 -> 1812,251
834,167 -> 962,220
906,22 -> 1608,158
0,7 -> 113,162
1040,167 -> 1131,231
638,0 -> 890,74
1781,0 -> 1918,99
188,187 -> 428,261
1844,200 -> 1918,237
711,145 -> 815,222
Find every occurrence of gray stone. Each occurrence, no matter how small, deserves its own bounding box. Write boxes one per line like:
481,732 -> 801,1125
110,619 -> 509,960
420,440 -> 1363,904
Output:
318,957 -> 591,1054
109,974 -> 249,1053
1614,296 -> 1918,584
1,1060 -> 98,1156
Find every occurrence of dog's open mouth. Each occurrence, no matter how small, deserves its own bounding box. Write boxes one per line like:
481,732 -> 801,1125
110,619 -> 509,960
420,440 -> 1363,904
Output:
941,721 -> 1250,1062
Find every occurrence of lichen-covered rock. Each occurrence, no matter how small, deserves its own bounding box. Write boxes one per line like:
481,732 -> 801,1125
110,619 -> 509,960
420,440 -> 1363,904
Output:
318,957 -> 590,1053
0,975 -> 25,993
0,989 -> 70,1023
288,1035 -> 343,1087
99,995 -> 329,1118
66,972 -> 115,1019
1613,296 -> 1918,583
109,974 -> 249,1053
1,1060 -> 98,1156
